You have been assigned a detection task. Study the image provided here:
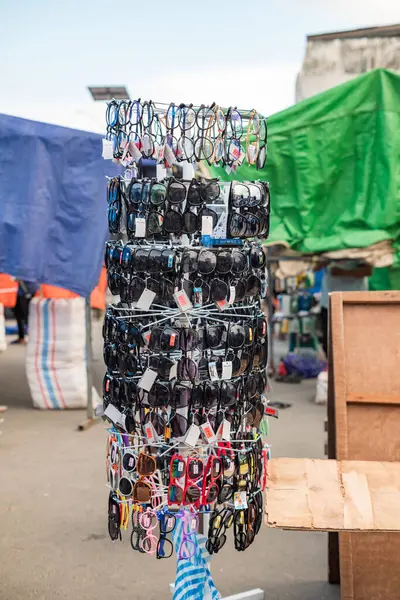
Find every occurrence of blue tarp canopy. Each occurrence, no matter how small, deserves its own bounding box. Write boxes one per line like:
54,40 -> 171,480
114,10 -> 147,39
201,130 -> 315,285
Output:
0,113 -> 114,297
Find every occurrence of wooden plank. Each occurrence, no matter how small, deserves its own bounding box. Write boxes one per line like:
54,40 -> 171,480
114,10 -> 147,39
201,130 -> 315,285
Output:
347,393 -> 400,405
331,293 -> 348,460
265,458 -> 400,533
327,300 -> 340,584
339,291 -> 400,304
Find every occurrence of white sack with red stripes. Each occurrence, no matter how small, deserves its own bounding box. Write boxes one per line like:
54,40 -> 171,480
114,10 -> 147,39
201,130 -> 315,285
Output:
0,303 -> 6,352
26,298 -> 100,409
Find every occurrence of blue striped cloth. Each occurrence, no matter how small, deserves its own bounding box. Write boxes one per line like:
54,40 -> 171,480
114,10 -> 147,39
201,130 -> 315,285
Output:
172,515 -> 221,600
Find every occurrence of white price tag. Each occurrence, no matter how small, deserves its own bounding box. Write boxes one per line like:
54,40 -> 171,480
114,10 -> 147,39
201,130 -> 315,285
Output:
102,139 -> 114,160
228,286 -> 236,305
129,141 -> 143,162
136,288 -> 156,311
144,421 -> 159,444
142,331 -> 151,346
94,405 -> 104,417
184,424 -> 201,448
216,299 -> 229,311
119,414 -> 127,431
135,217 -> 146,238
222,419 -> 231,441
247,143 -> 257,163
201,215 -> 213,236
201,421 -> 217,444
169,361 -> 178,381
104,404 -> 123,425
173,289 -> 193,312
234,491 -> 248,510
164,143 -> 177,166
138,368 -> 158,392
208,362 -> 219,382
221,361 -> 232,381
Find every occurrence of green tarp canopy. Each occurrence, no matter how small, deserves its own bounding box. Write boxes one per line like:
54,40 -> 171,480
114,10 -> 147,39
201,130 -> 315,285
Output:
210,69 -> 400,284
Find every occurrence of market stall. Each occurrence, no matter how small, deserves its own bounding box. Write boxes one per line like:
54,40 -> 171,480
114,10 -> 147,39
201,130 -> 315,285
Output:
206,68 -> 400,383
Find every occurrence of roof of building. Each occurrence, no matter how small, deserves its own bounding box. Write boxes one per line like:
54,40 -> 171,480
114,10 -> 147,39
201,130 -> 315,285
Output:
308,23 -> 400,42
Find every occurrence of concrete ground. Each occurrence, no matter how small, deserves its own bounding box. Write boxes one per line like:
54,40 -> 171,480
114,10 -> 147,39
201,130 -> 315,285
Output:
0,325 -> 339,600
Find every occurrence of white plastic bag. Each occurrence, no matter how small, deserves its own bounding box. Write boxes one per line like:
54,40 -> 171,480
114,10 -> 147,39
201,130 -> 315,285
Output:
315,370 -> 328,405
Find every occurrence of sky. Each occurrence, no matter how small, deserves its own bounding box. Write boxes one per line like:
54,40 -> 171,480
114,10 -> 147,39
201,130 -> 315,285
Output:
0,0 -> 399,132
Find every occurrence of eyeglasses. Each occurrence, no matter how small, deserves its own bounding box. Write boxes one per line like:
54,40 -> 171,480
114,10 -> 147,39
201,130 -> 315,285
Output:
157,513 -> 176,559
139,508 -> 159,554
178,512 -> 199,560
107,177 -> 122,235
105,99 -> 267,170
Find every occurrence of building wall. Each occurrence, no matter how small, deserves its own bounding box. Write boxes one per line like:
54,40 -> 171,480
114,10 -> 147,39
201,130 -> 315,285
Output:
296,36 -> 400,101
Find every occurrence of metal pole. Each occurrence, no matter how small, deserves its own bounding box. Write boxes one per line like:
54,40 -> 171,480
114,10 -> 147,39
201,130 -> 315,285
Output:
267,259 -> 274,375
78,297 -> 96,431
85,297 -> 93,420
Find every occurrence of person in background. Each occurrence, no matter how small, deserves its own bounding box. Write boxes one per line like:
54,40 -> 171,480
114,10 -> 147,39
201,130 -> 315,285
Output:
11,280 -> 39,344
320,261 -> 372,357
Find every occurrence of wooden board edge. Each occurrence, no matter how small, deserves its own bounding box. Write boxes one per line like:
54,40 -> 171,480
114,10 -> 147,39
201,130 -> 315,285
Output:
339,291 -> 400,304
330,293 -> 348,460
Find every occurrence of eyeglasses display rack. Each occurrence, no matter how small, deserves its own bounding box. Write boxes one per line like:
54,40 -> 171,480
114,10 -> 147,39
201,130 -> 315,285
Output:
101,99 -> 277,594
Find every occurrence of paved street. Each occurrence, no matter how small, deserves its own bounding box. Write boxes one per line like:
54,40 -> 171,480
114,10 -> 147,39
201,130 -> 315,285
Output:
0,324 -> 339,600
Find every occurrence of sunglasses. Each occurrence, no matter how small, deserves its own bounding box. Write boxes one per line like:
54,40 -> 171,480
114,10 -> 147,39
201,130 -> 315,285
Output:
132,452 -> 157,503
206,507 -> 235,555
183,457 -> 204,506
201,455 -> 223,505
168,454 -> 185,506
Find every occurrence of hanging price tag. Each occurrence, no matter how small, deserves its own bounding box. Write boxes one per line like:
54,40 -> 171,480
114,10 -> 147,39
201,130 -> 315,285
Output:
201,420 -> 217,444
138,368 -> 158,392
142,331 -> 151,345
184,424 -> 201,448
228,286 -> 236,305
222,419 -> 231,441
129,141 -> 143,162
169,361 -> 178,381
173,289 -> 193,312
264,406 -> 280,419
193,287 -> 203,308
221,361 -> 232,380
208,361 -> 219,382
135,217 -> 146,238
94,405 -> 104,417
102,139 -> 114,159
216,299 -> 230,311
164,143 -> 176,167
104,404 -> 123,425
144,421 -> 159,444
202,215 -> 213,236
234,491 -> 248,510
136,289 -> 156,311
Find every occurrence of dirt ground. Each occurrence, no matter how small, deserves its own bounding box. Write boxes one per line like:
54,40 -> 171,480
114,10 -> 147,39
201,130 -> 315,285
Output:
0,324 -> 339,600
